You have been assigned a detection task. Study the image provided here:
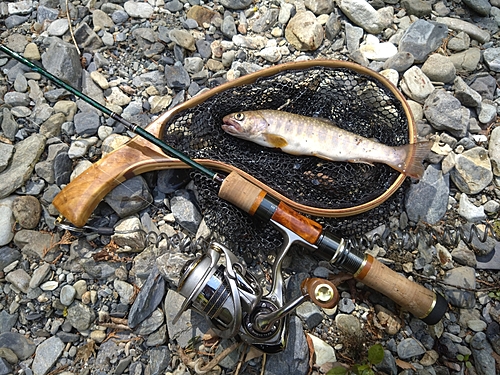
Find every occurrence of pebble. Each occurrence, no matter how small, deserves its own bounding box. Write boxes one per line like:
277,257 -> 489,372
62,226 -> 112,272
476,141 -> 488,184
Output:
32,336 -> 65,375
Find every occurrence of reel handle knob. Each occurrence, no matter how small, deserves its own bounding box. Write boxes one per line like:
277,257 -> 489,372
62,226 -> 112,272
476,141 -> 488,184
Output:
301,278 -> 339,310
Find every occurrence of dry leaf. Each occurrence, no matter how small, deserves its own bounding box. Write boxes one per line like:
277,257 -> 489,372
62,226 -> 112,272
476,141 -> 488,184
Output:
396,358 -> 416,370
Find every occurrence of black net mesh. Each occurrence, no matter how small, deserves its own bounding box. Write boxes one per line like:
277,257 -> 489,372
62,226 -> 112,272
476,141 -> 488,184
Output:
161,66 -> 410,254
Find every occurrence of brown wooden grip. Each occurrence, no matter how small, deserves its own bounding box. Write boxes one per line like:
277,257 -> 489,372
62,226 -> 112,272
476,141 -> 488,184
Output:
219,172 -> 323,244
272,202 -> 323,243
354,254 -> 437,319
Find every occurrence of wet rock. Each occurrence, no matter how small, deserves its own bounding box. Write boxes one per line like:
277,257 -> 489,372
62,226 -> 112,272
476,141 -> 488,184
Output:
285,11 -> 324,51
104,176 -> 152,218
42,40 -> 82,90
32,336 -> 64,375
451,147 -> 493,194
398,19 -> 448,62
405,165 -> 449,224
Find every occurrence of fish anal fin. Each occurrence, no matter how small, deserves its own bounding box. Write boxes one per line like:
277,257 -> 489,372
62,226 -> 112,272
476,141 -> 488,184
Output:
348,159 -> 375,166
264,133 -> 288,148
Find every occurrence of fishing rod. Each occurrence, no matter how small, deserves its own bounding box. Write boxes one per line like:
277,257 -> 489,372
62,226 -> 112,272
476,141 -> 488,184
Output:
0,44 -> 447,326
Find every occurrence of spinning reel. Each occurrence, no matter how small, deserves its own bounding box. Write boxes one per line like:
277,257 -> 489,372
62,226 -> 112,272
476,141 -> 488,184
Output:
174,241 -> 339,353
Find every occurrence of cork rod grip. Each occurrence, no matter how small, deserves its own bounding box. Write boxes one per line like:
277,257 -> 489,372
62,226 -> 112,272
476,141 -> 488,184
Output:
354,255 -> 444,322
218,172 -> 323,243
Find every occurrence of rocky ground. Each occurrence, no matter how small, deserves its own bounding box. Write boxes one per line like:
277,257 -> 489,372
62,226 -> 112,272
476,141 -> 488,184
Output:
1,0 -> 500,374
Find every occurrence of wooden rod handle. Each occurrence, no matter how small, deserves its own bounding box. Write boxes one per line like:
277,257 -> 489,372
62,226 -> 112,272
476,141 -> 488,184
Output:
219,171 -> 323,244
354,255 -> 447,324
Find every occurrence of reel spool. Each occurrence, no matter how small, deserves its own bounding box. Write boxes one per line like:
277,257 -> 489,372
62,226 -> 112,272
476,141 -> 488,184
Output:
175,242 -> 339,353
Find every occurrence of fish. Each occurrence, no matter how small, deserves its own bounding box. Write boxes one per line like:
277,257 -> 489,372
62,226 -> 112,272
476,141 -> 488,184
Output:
222,110 -> 431,179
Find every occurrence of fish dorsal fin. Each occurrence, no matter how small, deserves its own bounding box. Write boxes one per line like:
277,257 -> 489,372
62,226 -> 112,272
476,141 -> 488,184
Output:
264,133 -> 288,148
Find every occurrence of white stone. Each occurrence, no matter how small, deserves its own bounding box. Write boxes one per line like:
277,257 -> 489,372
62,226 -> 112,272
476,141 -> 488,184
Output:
0,198 -> 16,246
359,35 -> 397,61
400,66 -> 435,103
379,69 -> 399,87
307,333 -> 336,365
124,1 -> 154,18
47,19 -> 70,36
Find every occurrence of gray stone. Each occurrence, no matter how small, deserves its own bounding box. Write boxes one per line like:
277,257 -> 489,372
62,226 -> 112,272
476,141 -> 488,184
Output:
421,54 -> 456,83
383,51 -> 414,72
5,15 -> 30,29
400,66 -> 434,103
305,0 -> 334,14
47,18 -> 69,36
405,165 -> 449,224
111,216 -> 146,252
5,269 -> 31,293
376,349 -> 397,375
4,92 -> 30,107
401,0 -> 432,17
14,229 -> 60,262
451,241 -> 477,267
335,313 -> 362,336
449,48 -> 482,73
114,280 -> 135,304
32,336 -> 64,375
66,301 -> 95,331
134,309 -> 164,335
165,0 -> 183,12
29,263 -> 51,289
338,297 -> 356,313
397,337 -> 426,359
252,9 -> 279,33
451,147 -> 493,194
338,0 -> 393,34
454,76 -> 482,107
435,17 -> 490,43
42,40 -> 82,91
423,89 -> 470,138
458,194 -> 486,222
73,23 -> 103,52
0,332 -> 35,360
60,285 -> 76,306
443,266 -> 476,308
448,31 -> 470,52
296,301 -> 323,329
265,316 -> 309,375
478,100 -> 497,124
0,133 -> 45,198
128,267 -> 165,329
398,20 -> 448,62
345,23 -> 364,54
1,108 -> 18,141
0,311 -> 18,335
145,346 -> 171,375
104,176 -> 152,218
463,0 -> 491,16
484,47 -> 500,72
0,247 -> 21,272
489,126 -> 500,176
170,190 -> 202,234
165,63 -> 191,89
220,0 -> 253,9
470,332 -> 496,375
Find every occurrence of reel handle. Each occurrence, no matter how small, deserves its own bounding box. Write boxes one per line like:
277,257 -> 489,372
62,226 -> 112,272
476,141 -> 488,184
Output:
219,172 -> 447,325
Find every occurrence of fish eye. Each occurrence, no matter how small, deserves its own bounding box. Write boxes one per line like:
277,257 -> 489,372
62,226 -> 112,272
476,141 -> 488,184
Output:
234,113 -> 245,121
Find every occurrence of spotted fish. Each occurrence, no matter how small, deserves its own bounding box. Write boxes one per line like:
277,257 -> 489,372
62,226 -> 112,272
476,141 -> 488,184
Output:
222,110 -> 431,178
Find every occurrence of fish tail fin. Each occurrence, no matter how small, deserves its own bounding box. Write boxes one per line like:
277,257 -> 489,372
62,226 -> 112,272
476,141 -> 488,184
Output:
392,141 -> 432,179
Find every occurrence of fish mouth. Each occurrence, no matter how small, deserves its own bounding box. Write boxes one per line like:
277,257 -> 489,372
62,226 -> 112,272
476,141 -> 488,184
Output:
222,115 -> 242,134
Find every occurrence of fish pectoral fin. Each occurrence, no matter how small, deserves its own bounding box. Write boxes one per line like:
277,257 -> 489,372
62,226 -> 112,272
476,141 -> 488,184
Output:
348,158 -> 375,166
264,133 -> 288,148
